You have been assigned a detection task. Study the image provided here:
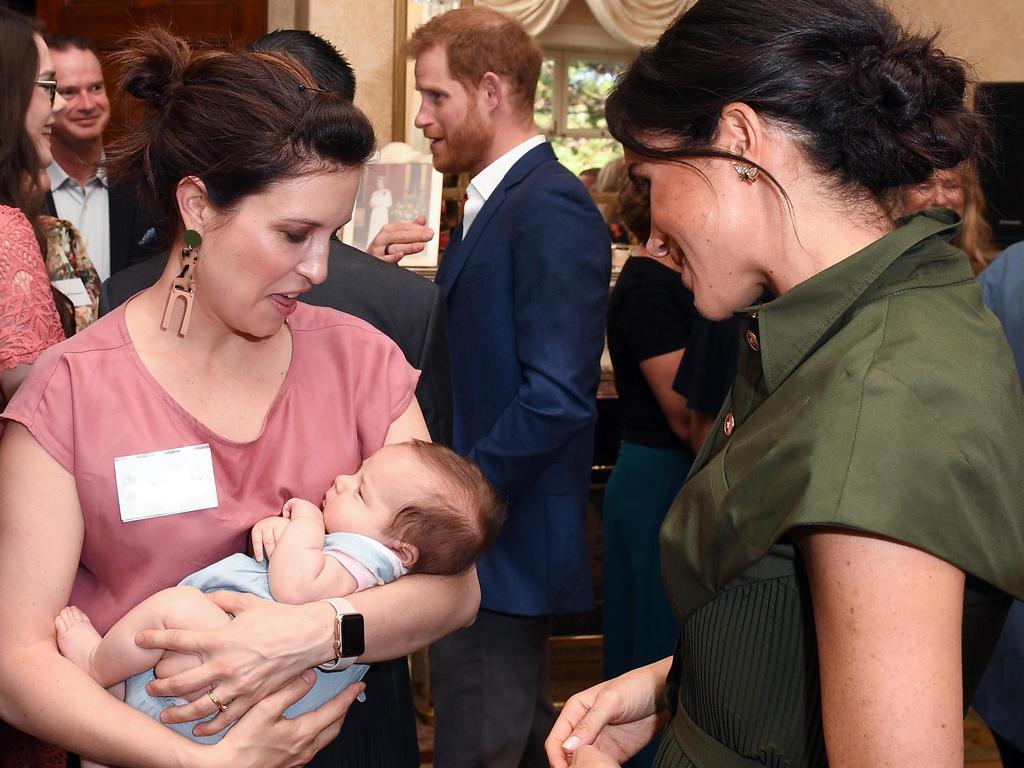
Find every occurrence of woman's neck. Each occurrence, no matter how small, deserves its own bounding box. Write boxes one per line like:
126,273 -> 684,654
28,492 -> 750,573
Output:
127,250 -> 287,365
763,186 -> 894,297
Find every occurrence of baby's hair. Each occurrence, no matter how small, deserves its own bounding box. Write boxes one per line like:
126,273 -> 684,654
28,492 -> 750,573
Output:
386,441 -> 506,575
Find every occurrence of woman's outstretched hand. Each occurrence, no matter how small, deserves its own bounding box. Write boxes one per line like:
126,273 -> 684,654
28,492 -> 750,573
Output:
544,657 -> 672,768
208,671 -> 363,768
135,591 -> 336,736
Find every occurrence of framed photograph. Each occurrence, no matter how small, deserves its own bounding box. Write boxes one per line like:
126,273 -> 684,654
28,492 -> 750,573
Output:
341,141 -> 443,268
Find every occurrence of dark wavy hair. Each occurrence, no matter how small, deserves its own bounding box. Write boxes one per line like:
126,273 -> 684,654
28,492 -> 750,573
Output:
251,29 -> 356,102
0,8 -> 75,336
104,28 -> 376,248
0,7 -> 43,214
607,0 -> 986,199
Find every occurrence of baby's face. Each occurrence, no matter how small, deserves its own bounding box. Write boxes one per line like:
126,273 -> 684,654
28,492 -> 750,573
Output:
322,443 -> 431,542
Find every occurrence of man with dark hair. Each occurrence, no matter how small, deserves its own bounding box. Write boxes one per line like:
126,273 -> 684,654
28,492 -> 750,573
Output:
252,28 -> 356,101
44,34 -> 154,279
373,8 -> 610,767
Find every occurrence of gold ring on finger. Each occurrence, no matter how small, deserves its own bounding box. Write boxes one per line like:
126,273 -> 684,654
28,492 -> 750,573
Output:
207,687 -> 228,713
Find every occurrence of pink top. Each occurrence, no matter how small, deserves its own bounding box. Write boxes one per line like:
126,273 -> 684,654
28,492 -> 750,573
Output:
2,302 -> 420,634
0,205 -> 64,372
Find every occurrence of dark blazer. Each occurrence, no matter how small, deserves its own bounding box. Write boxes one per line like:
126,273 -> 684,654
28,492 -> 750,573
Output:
437,142 -> 610,616
44,183 -> 157,277
99,239 -> 453,444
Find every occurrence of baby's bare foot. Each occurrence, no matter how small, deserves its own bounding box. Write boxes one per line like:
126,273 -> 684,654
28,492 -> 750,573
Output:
55,605 -> 101,673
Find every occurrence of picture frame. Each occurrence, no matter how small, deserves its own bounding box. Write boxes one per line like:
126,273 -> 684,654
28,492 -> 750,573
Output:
341,141 -> 443,268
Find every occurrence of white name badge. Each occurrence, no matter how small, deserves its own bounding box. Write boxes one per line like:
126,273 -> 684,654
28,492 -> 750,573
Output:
51,277 -> 92,308
115,444 -> 219,523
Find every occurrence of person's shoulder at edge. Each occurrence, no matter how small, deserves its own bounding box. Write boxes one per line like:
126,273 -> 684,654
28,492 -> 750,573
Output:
504,151 -> 608,228
29,303 -> 129,365
0,204 -> 32,236
981,240 -> 1024,285
326,238 -> 438,294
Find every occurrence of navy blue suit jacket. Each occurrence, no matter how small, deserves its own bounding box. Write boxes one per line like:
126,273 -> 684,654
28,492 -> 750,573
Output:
437,142 -> 610,616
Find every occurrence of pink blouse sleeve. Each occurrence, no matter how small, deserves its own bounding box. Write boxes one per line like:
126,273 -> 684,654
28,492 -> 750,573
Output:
0,207 -> 65,372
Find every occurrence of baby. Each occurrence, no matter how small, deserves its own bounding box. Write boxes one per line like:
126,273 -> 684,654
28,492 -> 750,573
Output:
55,440 -> 505,746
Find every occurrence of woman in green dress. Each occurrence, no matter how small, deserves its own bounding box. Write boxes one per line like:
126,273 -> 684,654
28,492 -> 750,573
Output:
547,0 -> 1024,766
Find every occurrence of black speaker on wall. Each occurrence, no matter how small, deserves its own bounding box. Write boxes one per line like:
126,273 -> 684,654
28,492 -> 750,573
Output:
977,83 -> 1024,247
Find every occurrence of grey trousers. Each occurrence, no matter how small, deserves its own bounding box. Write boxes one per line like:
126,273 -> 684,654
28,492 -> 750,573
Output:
429,610 -> 554,768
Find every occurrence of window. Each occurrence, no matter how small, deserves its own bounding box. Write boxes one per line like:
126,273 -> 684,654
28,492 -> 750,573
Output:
536,51 -> 626,176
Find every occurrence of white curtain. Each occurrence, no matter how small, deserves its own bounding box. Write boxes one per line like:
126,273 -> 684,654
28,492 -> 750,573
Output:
478,0 -> 572,36
582,0 -> 691,46
477,0 -> 692,46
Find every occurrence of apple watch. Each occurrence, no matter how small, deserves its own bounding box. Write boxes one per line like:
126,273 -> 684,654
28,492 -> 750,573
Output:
319,598 -> 365,671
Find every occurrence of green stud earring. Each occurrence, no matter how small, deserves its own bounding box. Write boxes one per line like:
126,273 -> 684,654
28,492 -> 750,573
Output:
183,229 -> 203,249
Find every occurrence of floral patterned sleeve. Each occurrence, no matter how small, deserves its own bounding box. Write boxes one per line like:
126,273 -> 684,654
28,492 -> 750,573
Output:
42,216 -> 101,332
0,206 -> 65,372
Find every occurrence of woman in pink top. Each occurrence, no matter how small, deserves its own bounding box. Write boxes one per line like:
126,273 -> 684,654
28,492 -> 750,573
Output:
0,28 -> 479,768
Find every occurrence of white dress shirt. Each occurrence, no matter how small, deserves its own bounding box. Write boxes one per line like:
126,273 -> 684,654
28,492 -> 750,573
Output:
47,160 -> 111,281
462,134 -> 547,238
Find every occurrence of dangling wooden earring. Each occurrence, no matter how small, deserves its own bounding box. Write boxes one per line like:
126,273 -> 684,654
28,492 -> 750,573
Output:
734,163 -> 759,184
160,229 -> 202,337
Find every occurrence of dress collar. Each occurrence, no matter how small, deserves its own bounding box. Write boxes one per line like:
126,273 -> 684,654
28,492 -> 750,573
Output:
743,209 -> 964,393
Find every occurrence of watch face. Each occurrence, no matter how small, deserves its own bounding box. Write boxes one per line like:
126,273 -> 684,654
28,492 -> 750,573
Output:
341,613 -> 365,657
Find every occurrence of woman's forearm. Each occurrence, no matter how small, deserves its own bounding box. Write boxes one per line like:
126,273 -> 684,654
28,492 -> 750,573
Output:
345,567 -> 480,662
0,425 -> 206,765
0,641 -> 207,768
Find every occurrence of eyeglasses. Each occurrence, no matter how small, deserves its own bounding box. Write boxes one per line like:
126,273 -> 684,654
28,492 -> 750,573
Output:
35,79 -> 58,105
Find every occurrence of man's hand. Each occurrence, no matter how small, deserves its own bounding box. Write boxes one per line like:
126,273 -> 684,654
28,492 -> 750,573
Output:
367,216 -> 434,263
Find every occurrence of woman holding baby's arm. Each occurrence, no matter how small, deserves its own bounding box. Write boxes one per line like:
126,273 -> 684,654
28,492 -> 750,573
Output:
0,28 -> 475,768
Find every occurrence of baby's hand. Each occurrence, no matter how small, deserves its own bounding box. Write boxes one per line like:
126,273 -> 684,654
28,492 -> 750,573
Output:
251,516 -> 290,562
281,497 -> 324,521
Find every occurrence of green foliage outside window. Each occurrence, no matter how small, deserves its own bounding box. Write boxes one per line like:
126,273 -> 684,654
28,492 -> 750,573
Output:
566,58 -> 623,131
535,54 -> 626,176
551,138 -> 622,177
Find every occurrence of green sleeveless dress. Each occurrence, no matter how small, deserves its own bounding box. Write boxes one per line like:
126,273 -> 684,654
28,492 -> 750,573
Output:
654,211 -> 1024,767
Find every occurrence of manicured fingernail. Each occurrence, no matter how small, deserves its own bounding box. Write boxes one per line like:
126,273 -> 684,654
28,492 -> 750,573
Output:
302,669 -> 317,683
562,736 -> 580,750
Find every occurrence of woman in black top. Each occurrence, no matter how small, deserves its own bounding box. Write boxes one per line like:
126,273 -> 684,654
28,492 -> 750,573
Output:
603,181 -> 697,768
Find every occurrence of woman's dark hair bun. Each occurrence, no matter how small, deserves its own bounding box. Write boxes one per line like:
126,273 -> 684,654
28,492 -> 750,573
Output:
607,0 -> 988,197
819,25 -> 983,192
112,27 -> 190,109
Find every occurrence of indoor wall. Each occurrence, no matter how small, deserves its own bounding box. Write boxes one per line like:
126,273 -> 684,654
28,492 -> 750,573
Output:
266,0 -> 1024,145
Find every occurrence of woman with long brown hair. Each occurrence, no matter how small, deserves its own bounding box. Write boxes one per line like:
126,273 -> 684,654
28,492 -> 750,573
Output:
0,8 -> 70,404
